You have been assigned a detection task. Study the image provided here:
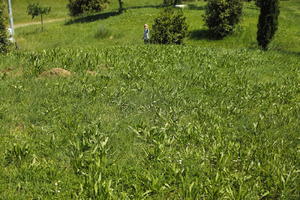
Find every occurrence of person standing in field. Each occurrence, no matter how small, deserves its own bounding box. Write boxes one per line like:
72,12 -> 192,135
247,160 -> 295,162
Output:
143,24 -> 150,44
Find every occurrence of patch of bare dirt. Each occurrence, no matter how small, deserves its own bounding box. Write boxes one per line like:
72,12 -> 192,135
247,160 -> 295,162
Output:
0,67 -> 14,73
0,67 -> 23,78
86,70 -> 97,76
40,68 -> 72,77
15,18 -> 66,28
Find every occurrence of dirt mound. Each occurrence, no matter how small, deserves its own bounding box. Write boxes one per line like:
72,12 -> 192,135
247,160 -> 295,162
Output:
0,67 -> 14,73
40,68 -> 72,77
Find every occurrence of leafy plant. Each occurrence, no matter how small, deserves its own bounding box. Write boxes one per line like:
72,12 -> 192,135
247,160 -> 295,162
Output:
204,0 -> 243,39
4,143 -> 30,166
95,24 -> 112,39
151,8 -> 188,44
27,3 -> 51,31
69,123 -> 113,198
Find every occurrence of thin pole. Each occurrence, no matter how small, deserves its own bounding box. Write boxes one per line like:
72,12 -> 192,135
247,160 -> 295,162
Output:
7,0 -> 14,40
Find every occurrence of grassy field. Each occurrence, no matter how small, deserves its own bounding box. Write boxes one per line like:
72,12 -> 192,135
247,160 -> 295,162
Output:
12,0 -> 69,24
1,46 -> 299,199
0,0 -> 300,199
12,0 -> 300,52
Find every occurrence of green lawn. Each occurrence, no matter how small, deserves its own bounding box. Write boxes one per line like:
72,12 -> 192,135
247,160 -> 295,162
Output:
12,0 -> 162,23
13,0 -> 300,52
0,46 -> 299,199
12,0 -> 69,24
1,0 -> 299,199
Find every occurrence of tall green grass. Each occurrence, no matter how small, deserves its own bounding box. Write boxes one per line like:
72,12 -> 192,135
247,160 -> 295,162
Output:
0,46 -> 299,199
1,0 -> 299,199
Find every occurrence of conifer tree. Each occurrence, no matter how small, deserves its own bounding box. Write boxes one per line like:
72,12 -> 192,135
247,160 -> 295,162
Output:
0,0 -> 9,53
257,0 -> 280,50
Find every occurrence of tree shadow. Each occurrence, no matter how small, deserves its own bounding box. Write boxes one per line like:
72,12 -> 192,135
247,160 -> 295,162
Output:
65,11 -> 120,25
275,49 -> 300,57
189,29 -> 220,40
187,4 -> 205,10
126,5 -> 165,10
65,5 -> 163,25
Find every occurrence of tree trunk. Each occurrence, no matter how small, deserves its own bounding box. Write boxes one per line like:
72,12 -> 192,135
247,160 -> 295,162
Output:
173,0 -> 179,6
41,14 -> 43,31
118,0 -> 124,13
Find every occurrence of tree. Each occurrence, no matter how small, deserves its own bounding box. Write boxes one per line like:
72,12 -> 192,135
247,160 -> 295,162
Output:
27,3 -> 51,31
151,8 -> 188,45
0,0 -> 9,53
257,0 -> 280,50
204,0 -> 243,39
255,0 -> 262,7
67,0 -> 110,16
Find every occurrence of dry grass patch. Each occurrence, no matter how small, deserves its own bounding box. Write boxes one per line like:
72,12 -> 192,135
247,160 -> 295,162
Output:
39,68 -> 72,77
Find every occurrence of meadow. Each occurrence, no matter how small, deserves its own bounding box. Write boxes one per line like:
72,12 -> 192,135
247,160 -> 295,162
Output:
0,0 -> 299,199
12,0 -> 300,52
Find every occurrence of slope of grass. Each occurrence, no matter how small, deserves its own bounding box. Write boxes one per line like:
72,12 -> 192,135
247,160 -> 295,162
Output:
12,0 -> 68,24
13,0 -> 300,53
11,0 -> 162,23
0,46 -> 299,199
1,0 -> 299,199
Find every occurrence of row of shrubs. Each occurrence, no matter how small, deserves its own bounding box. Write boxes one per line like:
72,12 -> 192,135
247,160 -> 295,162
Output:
70,0 -> 279,49
151,0 -> 279,50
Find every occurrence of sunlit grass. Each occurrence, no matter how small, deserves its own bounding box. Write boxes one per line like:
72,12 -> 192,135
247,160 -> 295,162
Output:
0,46 -> 299,199
13,1 -> 300,52
1,0 -> 299,199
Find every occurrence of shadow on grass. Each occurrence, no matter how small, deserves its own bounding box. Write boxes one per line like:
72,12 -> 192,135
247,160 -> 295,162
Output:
64,4 -> 205,25
187,4 -> 205,10
189,29 -> 220,40
126,5 -> 164,10
247,44 -> 300,56
275,49 -> 300,57
65,11 -> 120,25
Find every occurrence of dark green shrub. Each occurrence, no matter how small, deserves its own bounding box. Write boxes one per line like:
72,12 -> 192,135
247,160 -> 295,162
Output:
256,0 -> 262,7
151,8 -> 188,45
257,0 -> 280,50
204,0 -> 243,39
0,1 -> 9,53
67,0 -> 110,16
